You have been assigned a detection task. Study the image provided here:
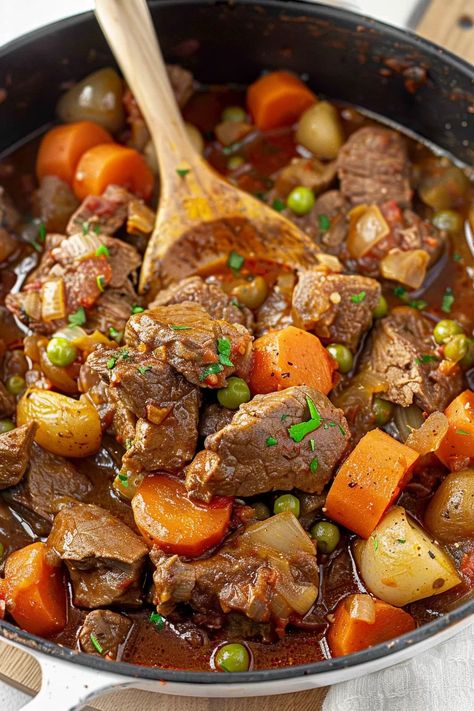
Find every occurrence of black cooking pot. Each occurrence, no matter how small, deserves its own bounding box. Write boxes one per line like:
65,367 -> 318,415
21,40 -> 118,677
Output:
0,0 -> 473,696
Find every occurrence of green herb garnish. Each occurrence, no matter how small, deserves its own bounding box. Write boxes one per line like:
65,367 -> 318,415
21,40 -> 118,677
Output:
131,304 -> 145,314
138,365 -> 152,375
288,396 -> 321,443
455,429 -> 470,436
82,221 -> 90,235
372,537 -> 379,552
397,539 -> 406,544
95,244 -> 110,258
96,275 -> 106,292
453,253 -> 462,262
118,472 -> 129,487
310,456 -> 319,473
415,354 -> 440,365
124,439 -> 133,451
149,612 -> 165,629
119,348 -> 130,360
200,363 -> 224,381
318,214 -> 331,232
266,436 -> 278,447
107,356 -> 118,370
280,414 -> 289,422
176,168 -> 190,177
90,633 -> 104,654
408,298 -> 428,310
38,222 -> 46,242
217,337 -> 234,367
441,287 -> 455,314
309,438 -> 315,452
170,324 -> 192,331
394,286 -> 407,298
108,327 -> 122,341
272,198 -> 286,212
350,291 -> 366,303
227,250 -> 245,272
68,307 -> 86,327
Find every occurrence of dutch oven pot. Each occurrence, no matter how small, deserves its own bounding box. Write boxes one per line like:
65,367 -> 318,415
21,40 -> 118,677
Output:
0,2 -> 473,709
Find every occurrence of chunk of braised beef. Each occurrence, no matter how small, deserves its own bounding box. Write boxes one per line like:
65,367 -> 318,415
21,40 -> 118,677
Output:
337,126 -> 412,207
272,157 -> 337,199
199,403 -> 234,439
360,306 -> 463,412
79,610 -> 132,659
254,272 -> 295,338
185,385 -> 350,502
0,423 -> 37,489
4,443 -> 93,536
150,275 -> 253,329
66,184 -> 134,236
292,270 -> 381,350
47,502 -> 148,608
125,303 -> 253,388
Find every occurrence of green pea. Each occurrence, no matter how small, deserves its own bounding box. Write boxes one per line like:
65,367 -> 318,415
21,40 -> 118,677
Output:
433,319 -> 464,344
326,343 -> 353,374
373,295 -> 388,319
432,209 -> 464,233
287,186 -> 315,216
460,338 -> 474,369
0,419 -> 15,433
221,106 -> 247,123
310,521 -> 340,554
444,334 -> 469,363
215,643 -> 250,672
46,337 -> 78,367
274,494 -> 300,518
217,377 -> 251,410
6,375 -> 26,396
372,397 -> 394,426
252,502 -> 271,521
227,155 -> 245,171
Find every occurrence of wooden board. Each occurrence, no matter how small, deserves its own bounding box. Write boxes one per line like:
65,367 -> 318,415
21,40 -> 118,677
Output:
0,1 -> 472,709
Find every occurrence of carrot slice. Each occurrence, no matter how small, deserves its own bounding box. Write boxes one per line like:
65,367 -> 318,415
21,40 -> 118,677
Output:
327,594 -> 416,657
249,325 -> 337,396
73,143 -> 154,201
436,390 -> 474,469
4,542 -> 67,637
325,429 -> 419,538
247,71 -> 317,130
132,474 -> 233,557
36,121 -> 113,184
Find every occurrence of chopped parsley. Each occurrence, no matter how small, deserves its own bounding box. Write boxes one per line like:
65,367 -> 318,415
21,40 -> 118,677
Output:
272,198 -> 286,212
30,240 -> 42,252
350,291 -> 366,303
169,324 -> 191,331
455,429 -> 470,436
124,439 -> 133,450
393,286 -> 406,298
176,167 -> 190,177
266,436 -> 278,447
38,222 -> 46,242
119,348 -> 130,360
107,348 -> 130,370
372,536 -> 379,552
68,307 -> 86,327
96,275 -> 106,292
318,214 -> 331,232
217,337 -> 234,367
408,298 -> 428,310
288,395 -> 321,443
415,354 -> 440,365
149,612 -> 165,629
230,298 -> 242,309
227,250 -> 245,272
107,356 -> 118,370
200,363 -> 224,381
131,304 -> 145,314
280,414 -> 289,422
309,438 -> 315,452
309,456 -> 319,473
108,326 -> 122,341
82,221 -> 90,235
95,244 -> 110,258
137,365 -> 152,375
453,253 -> 462,262
118,472 -> 129,487
397,539 -> 406,544
90,633 -> 104,654
93,223 -> 102,235
441,287 -> 455,314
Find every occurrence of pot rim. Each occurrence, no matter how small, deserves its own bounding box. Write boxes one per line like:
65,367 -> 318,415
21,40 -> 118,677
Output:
0,0 -> 472,684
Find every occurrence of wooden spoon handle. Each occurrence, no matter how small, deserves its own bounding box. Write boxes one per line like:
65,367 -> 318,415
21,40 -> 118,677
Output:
95,0 -> 199,173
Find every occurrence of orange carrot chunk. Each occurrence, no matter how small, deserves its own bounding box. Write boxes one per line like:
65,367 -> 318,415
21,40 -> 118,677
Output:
4,542 -> 67,637
325,429 -> 419,539
36,121 -> 113,184
247,71 -> 317,130
436,390 -> 474,469
249,325 -> 337,396
73,143 -> 154,201
327,594 -> 416,657
132,474 -> 233,557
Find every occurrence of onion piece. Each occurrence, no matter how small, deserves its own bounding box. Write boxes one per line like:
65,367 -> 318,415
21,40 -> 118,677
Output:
380,248 -> 430,289
346,594 -> 376,623
406,412 -> 449,455
332,370 -> 387,412
347,204 -> 390,258
56,233 -> 102,260
394,404 -> 424,443
127,199 -> 155,235
41,279 -> 66,321
22,291 -> 42,321
53,326 -> 88,342
242,511 -> 315,556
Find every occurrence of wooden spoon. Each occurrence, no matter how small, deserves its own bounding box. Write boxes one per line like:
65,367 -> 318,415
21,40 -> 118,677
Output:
95,0 -> 322,300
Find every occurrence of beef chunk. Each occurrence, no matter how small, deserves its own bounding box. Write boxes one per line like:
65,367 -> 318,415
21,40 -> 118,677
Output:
150,276 -> 253,329
47,502 -> 148,608
125,303 -> 253,388
360,307 -> 463,412
79,610 -> 132,659
0,423 -> 36,489
87,346 -> 201,473
199,403 -> 234,439
185,385 -> 350,501
292,270 -> 381,350
254,272 -> 295,338
152,512 -> 318,631
273,157 -> 337,199
86,282 -> 138,336
66,185 -> 134,236
311,190 -> 349,253
4,443 -> 93,536
0,381 -> 15,418
337,127 -> 412,207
